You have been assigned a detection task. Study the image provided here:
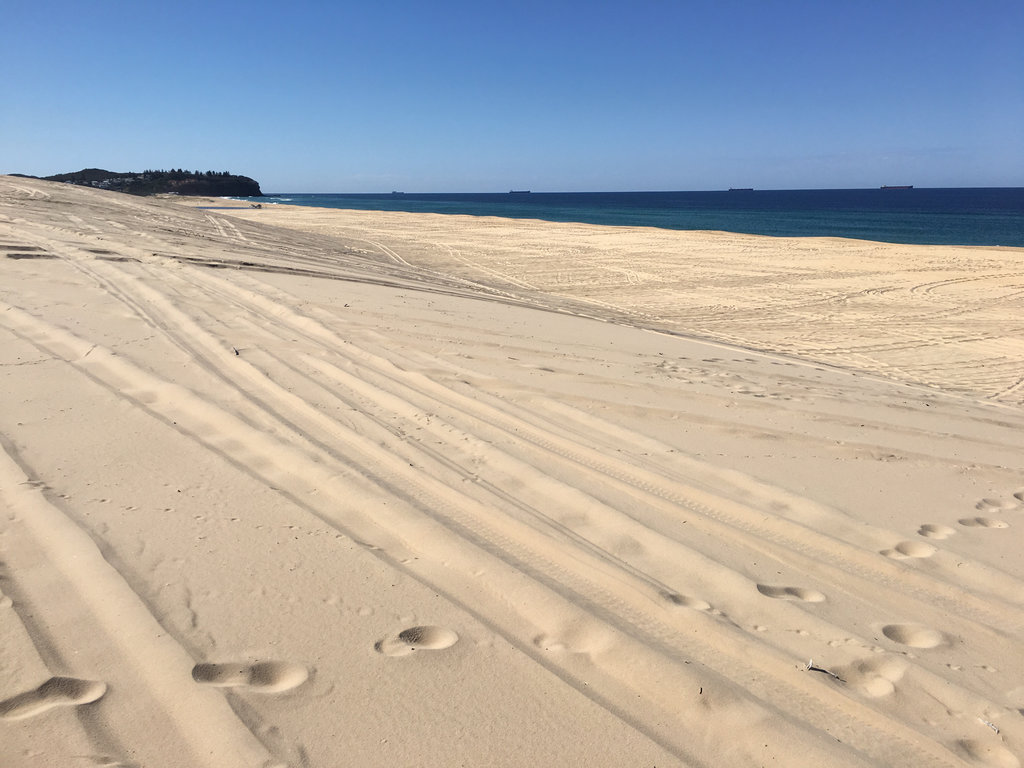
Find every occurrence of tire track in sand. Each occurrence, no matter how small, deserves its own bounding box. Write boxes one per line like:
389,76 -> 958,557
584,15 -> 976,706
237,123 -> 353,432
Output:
171,263 -> 1023,625
0,436 -> 282,768
33,254 -> 999,767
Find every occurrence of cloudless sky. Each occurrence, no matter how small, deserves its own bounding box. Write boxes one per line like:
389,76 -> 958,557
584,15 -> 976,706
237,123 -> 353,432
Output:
3,0 -> 1022,192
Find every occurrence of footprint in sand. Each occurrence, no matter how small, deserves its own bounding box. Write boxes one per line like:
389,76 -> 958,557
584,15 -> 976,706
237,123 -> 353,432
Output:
881,623 -> 945,649
838,656 -> 908,698
756,584 -> 826,602
918,524 -> 957,540
191,661 -> 308,693
976,497 -> 1019,512
661,592 -> 711,611
0,676 -> 107,721
882,540 -> 937,559
375,626 -> 459,657
959,517 -> 1010,529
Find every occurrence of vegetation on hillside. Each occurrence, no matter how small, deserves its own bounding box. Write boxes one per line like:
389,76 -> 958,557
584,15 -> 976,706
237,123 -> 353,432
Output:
38,168 -> 262,196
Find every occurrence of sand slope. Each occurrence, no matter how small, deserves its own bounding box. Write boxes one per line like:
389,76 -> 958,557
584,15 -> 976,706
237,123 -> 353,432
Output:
1,177 -> 1022,767
215,203 -> 1024,405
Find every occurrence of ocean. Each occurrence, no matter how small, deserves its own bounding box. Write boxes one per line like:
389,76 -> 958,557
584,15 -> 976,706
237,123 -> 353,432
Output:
237,188 -> 1024,247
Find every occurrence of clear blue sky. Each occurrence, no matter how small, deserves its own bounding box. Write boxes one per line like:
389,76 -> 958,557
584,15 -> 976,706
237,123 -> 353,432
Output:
3,0 -> 1022,192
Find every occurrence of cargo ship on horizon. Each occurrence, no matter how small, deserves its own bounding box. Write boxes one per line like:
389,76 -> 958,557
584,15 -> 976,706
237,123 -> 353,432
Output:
881,185 -> 913,190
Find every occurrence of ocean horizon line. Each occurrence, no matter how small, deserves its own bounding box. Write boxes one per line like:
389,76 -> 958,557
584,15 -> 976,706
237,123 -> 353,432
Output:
259,185 -> 1022,196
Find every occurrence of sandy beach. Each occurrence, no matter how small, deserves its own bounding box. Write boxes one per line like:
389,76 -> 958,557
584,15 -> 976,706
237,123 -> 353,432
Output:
2,176 -> 1023,767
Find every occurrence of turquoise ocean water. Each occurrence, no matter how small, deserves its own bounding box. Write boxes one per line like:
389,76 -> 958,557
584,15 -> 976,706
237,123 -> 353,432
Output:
236,188 -> 1024,247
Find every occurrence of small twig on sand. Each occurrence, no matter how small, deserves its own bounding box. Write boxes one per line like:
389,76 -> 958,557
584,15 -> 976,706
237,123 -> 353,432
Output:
805,659 -> 846,683
979,718 -> 1000,734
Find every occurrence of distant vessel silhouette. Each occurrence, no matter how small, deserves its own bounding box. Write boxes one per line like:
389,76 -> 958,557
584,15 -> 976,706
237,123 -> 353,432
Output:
728,188 -> 754,192
509,190 -> 531,194
881,185 -> 913,190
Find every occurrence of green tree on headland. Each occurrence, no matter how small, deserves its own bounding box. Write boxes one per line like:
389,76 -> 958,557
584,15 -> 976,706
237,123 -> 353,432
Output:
38,168 -> 262,196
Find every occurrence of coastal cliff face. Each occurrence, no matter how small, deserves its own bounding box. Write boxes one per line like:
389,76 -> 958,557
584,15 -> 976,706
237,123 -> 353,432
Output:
35,168 -> 262,197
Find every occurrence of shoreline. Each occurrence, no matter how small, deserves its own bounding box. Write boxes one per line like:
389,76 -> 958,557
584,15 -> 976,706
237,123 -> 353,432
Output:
185,194 -> 1024,249
212,186 -> 1024,249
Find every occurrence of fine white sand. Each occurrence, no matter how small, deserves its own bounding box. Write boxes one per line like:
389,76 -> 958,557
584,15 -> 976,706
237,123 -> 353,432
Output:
1,176 -> 1022,767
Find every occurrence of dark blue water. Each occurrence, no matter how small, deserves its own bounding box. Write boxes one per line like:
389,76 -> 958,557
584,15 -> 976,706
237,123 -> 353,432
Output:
237,188 -> 1024,247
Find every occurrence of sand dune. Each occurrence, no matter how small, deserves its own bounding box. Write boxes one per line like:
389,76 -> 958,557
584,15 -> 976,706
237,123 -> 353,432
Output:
212,202 -> 1024,406
1,176 -> 1022,767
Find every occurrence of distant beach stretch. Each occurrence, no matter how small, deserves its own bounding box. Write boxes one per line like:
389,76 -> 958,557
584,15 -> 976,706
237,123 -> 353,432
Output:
2,175 -> 1023,768
238,187 -> 1024,247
